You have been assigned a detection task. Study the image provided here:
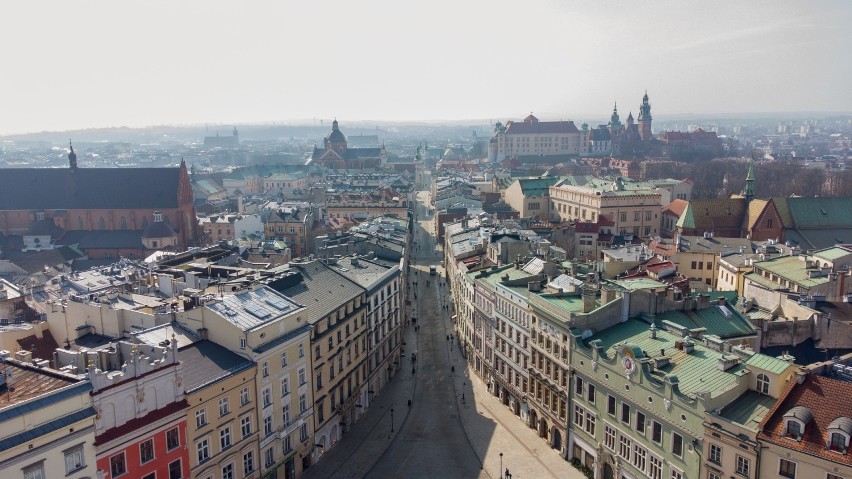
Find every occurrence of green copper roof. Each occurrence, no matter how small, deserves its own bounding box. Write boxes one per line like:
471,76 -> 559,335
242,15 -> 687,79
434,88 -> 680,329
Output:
676,203 -> 694,229
654,304 -> 755,340
752,255 -> 831,288
787,196 -> 852,228
717,390 -> 776,431
587,319 -> 746,399
744,352 -> 795,374
813,246 -> 852,261
516,177 -> 561,197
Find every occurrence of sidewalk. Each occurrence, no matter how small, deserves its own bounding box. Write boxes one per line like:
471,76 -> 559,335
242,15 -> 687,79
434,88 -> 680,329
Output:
449,340 -> 582,479
302,301 -> 421,479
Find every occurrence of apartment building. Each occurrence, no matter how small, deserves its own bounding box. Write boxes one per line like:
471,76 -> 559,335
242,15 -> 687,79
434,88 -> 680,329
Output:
275,261 -> 369,461
549,177 -> 664,240
335,255 -> 403,409
181,287 -> 313,479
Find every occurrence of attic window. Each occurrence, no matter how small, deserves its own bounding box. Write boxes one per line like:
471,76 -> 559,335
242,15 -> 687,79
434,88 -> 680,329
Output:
827,417 -> 852,453
783,406 -> 813,440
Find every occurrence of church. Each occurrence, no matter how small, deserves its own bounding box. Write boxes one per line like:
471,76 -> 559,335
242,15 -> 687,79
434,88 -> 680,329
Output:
310,120 -> 387,170
0,144 -> 199,260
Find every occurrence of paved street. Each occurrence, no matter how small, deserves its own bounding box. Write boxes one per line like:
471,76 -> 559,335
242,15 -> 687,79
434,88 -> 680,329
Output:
304,187 -> 581,479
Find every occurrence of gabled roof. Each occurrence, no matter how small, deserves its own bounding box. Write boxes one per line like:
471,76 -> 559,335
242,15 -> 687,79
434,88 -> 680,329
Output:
0,167 -> 183,210
662,199 -> 689,218
677,198 -> 747,233
516,177 -> 561,197
786,196 -> 852,228
276,261 -> 365,325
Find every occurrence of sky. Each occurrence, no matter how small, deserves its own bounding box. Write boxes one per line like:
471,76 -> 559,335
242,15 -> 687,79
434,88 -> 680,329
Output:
1,0 -> 850,134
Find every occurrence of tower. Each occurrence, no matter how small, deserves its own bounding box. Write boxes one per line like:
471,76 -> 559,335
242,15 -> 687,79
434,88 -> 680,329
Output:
742,160 -> 756,203
324,118 -> 347,154
637,91 -> 652,141
608,103 -> 621,128
68,140 -> 78,170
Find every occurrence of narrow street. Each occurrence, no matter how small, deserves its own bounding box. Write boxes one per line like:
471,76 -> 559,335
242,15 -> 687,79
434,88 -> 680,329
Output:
303,186 -> 580,479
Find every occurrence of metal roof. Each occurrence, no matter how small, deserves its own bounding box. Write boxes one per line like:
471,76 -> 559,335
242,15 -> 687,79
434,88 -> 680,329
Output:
206,287 -> 303,331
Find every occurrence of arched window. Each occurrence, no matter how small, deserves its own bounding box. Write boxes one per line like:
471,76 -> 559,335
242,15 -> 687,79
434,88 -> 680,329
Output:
97,217 -> 106,230
756,373 -> 770,394
120,217 -> 127,230
141,217 -> 148,229
76,217 -> 84,230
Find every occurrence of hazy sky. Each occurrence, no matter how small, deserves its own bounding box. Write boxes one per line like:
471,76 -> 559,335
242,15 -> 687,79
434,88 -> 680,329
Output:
2,0 -> 849,134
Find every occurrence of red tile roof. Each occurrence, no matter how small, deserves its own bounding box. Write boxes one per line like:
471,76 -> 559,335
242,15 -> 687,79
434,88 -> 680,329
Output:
758,374 -> 852,466
662,199 -> 689,217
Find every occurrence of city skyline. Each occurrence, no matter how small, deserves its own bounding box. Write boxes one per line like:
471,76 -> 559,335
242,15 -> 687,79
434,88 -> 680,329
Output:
1,0 -> 850,135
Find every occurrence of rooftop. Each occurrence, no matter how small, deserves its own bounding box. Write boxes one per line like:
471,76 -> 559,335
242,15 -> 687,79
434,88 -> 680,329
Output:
179,340 -> 255,394
276,261 -> 365,325
716,390 -> 777,431
206,286 -> 304,331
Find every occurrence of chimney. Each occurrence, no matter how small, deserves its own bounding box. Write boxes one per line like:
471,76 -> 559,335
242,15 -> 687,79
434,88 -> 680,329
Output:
717,296 -> 726,306
649,323 -> 658,339
582,282 -> 597,313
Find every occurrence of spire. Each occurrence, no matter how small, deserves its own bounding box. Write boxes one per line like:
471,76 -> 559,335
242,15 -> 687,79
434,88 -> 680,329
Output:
332,118 -> 339,131
743,160 -> 756,202
68,140 -> 78,170
609,102 -> 621,127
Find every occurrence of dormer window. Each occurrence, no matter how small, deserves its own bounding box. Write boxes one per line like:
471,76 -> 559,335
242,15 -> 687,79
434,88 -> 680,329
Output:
827,417 -> 852,453
783,406 -> 813,441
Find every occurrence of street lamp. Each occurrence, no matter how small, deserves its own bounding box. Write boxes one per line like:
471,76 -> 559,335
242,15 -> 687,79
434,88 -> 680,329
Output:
390,407 -> 394,433
499,452 -> 503,478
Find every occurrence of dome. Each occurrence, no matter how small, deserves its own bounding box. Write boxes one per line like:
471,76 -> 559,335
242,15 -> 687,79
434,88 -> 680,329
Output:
328,119 -> 346,143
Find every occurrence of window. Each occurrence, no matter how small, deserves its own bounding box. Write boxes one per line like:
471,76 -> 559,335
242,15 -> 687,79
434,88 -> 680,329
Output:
300,423 -> 308,442
299,393 -> 307,413
282,404 -> 290,427
196,408 -> 207,428
284,433 -> 293,452
316,371 -> 323,390
575,376 -> 584,395
622,403 -> 631,425
672,432 -> 684,457
786,420 -> 802,439
264,415 -> 274,436
634,211 -> 640,221
197,439 -> 210,462
281,378 -> 290,396
636,411 -> 646,433
110,452 -> 127,477
709,444 -> 722,464
587,383 -> 596,403
671,468 -> 683,479
756,373 -> 770,394
241,415 -> 252,437
827,474 -> 845,479
650,455 -> 663,479
263,387 -> 272,407
140,438 -> 155,463
265,447 -> 275,468
220,427 -> 232,449
651,421 -> 663,444
298,368 -> 306,386
632,444 -> 646,472
98,216 -> 106,230
241,387 -> 250,405
64,445 -> 85,473
709,473 -> 721,479
243,451 -> 255,476
222,464 -> 234,479
120,216 -> 127,229
315,345 -> 321,360
830,432 -> 848,452
608,395 -> 617,416
281,351 -> 288,367
299,343 -> 304,358
23,464 -> 44,479
646,211 -> 652,221
219,397 -> 230,416
166,427 -> 180,450
263,361 -> 269,377
240,337 -> 247,349
169,459 -> 182,479
779,459 -> 796,479
619,435 -> 632,460
736,455 -> 750,477
604,424 -> 616,450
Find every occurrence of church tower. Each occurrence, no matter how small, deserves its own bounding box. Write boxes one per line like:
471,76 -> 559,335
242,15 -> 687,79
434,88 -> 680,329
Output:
742,160 -> 756,203
637,91 -> 652,141
68,140 -> 78,170
324,119 -> 348,154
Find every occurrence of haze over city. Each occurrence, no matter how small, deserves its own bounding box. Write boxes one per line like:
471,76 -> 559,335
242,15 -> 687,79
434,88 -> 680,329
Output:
2,0 -> 850,134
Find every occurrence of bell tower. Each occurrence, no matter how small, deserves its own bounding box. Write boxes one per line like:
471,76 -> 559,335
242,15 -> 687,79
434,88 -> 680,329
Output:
637,91 -> 652,141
